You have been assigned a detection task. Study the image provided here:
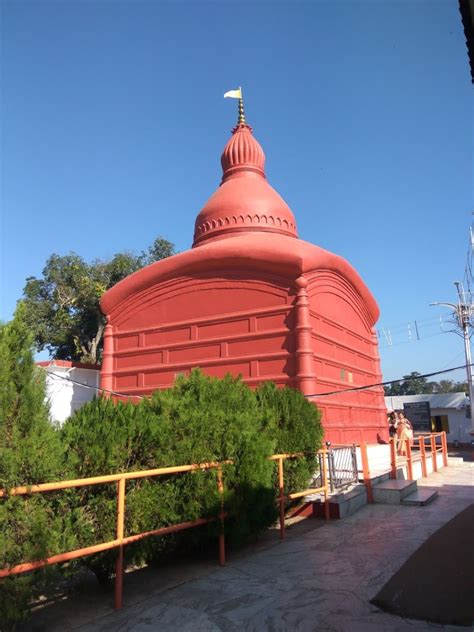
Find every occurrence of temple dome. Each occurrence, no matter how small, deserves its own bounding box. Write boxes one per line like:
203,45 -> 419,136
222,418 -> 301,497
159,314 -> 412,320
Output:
193,123 -> 298,247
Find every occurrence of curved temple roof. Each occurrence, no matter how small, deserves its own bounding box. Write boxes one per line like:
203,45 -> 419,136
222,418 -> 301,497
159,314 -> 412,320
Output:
101,113 -> 379,325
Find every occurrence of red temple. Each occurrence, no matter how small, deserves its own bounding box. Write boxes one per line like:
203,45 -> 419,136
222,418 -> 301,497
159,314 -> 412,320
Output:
100,105 -> 387,444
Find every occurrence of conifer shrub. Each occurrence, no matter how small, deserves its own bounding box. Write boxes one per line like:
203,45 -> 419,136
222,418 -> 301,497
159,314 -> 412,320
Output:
61,370 -> 323,582
0,307 -> 81,629
256,382 -> 323,505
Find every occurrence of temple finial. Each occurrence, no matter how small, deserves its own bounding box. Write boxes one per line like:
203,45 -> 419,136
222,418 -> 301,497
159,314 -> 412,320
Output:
224,86 -> 246,125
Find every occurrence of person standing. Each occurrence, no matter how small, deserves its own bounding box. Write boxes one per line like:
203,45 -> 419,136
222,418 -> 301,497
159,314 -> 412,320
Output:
396,411 -> 410,456
388,411 -> 398,452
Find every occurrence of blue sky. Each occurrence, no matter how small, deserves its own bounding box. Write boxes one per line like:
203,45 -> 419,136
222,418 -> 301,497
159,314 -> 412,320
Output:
1,0 -> 472,384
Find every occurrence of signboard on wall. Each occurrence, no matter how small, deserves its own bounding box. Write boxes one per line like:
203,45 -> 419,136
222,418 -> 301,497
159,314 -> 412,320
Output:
403,401 -> 431,432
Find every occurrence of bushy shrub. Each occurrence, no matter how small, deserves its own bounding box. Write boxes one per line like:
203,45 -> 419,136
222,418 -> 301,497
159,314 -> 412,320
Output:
61,370 -> 323,581
0,306 -> 81,629
1,361 -> 323,625
256,382 -> 323,504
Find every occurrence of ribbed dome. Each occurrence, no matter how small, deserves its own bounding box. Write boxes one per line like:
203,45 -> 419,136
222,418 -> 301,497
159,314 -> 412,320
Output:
193,123 -> 298,247
221,123 -> 265,180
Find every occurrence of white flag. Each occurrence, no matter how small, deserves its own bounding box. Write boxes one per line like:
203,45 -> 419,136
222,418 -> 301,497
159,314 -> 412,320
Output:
224,88 -> 242,99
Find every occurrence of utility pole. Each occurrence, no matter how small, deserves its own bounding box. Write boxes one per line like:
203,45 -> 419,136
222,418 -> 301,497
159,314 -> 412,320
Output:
431,281 -> 474,433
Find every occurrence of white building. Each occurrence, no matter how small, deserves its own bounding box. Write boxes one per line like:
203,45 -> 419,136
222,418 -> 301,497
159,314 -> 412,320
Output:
385,393 -> 472,446
37,361 -> 100,424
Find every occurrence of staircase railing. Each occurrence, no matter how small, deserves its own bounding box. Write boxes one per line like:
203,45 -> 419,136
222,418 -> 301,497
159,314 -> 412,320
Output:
390,431 -> 448,480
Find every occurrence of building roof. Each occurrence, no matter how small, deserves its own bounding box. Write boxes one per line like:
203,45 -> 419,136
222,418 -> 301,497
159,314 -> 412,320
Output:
36,360 -> 100,371
385,393 -> 468,411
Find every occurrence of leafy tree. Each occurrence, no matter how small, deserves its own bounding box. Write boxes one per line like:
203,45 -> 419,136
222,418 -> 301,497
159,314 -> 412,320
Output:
21,236 -> 176,364
0,306 -> 79,628
384,374 -> 468,396
384,371 -> 433,396
433,379 -> 468,394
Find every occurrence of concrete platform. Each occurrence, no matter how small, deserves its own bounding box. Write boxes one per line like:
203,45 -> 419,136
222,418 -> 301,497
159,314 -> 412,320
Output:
372,479 -> 417,504
311,484 -> 368,519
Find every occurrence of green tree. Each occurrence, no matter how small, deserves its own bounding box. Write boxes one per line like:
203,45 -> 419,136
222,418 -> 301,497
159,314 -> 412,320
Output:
384,371 -> 434,396
384,374 -> 467,396
21,236 -> 176,364
432,379 -> 467,393
0,306 -> 78,628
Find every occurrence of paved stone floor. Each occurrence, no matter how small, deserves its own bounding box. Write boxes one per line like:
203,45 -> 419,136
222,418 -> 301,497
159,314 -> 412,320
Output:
24,462 -> 473,632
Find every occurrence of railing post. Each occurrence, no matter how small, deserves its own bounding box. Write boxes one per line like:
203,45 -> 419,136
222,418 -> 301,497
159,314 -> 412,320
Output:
430,434 -> 438,472
441,431 -> 448,467
217,465 -> 226,566
360,441 -> 373,503
114,476 -> 126,609
322,449 -> 330,520
278,457 -> 285,539
420,436 -> 427,478
390,438 -> 397,479
406,439 -> 413,480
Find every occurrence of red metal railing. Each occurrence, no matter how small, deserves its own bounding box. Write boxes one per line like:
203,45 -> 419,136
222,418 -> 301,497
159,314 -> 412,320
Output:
0,449 -> 329,609
390,431 -> 448,480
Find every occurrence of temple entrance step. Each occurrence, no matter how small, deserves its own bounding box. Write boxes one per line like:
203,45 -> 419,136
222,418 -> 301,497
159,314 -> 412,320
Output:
308,484 -> 368,519
364,472 -> 390,486
401,489 -> 438,506
372,479 -> 417,504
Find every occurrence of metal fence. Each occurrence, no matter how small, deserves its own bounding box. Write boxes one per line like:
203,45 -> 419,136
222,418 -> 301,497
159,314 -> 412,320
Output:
311,444 -> 359,492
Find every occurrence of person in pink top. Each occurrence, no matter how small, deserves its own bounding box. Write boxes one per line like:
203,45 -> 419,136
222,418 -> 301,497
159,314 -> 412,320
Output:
395,411 -> 412,456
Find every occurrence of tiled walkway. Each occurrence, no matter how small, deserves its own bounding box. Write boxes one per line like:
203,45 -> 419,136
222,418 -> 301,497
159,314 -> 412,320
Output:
25,462 -> 474,631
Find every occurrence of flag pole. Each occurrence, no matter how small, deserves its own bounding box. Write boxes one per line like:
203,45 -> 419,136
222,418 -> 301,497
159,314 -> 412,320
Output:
238,86 -> 245,124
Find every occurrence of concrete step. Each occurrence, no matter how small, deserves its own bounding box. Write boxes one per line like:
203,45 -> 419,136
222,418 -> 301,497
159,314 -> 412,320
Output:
364,472 -> 390,486
401,489 -> 438,506
372,479 -> 417,504
311,484 -> 368,519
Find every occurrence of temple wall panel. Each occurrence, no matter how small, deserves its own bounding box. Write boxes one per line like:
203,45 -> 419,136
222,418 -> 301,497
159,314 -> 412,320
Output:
109,271 -> 295,396
306,272 -> 387,443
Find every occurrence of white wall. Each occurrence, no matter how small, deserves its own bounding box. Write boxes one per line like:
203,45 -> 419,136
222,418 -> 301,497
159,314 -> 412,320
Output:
44,366 -> 99,424
435,407 -> 473,445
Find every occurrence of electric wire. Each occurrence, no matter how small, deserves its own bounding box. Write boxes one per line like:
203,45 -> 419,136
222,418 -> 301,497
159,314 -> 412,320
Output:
304,363 -> 471,398
39,362 -> 471,402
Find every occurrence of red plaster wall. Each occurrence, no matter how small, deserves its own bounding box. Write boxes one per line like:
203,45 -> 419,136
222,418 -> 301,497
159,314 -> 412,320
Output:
306,272 -> 387,444
109,271 -> 296,397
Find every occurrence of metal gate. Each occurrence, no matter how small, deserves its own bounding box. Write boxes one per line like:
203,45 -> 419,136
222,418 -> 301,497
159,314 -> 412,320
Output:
312,444 -> 358,492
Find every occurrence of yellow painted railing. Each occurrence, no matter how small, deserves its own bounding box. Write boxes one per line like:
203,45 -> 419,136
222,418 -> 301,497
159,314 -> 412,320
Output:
0,449 -> 330,609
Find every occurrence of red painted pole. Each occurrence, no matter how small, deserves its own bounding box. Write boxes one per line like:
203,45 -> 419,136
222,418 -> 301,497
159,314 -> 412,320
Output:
390,438 -> 397,479
441,431 -> 448,467
114,477 -> 126,609
431,435 -> 438,472
217,466 -> 226,566
322,450 -> 330,520
420,437 -> 427,478
278,457 -> 285,539
406,440 -> 413,480
360,441 -> 373,503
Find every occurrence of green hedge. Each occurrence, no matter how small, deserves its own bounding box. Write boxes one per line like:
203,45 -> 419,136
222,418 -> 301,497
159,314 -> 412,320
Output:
0,307 -> 82,629
61,370 -> 323,581
1,364 -> 322,625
